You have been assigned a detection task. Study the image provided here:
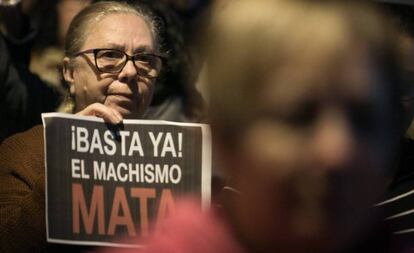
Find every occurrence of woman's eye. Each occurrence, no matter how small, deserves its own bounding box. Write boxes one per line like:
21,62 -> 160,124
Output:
261,103 -> 318,129
135,55 -> 152,64
99,51 -> 123,59
283,103 -> 318,127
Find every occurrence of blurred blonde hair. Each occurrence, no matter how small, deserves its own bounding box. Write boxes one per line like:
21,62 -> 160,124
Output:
206,0 -> 403,140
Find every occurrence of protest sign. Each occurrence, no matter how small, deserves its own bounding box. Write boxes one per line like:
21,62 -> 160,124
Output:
42,113 -> 211,247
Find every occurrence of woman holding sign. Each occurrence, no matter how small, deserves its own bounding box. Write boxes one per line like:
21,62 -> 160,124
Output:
0,1 -> 164,252
105,1 -> 406,253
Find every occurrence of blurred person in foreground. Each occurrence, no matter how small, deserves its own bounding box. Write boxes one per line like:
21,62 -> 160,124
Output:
103,0 -> 405,253
0,1 -> 163,252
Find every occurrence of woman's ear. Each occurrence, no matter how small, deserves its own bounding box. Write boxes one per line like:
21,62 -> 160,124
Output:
63,57 -> 76,95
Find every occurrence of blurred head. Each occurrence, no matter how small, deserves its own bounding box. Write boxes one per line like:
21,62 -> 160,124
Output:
57,0 -> 92,48
63,1 -> 162,118
206,0 -> 403,252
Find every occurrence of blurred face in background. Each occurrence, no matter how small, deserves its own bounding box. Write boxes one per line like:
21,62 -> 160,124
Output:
208,2 -> 400,252
64,13 -> 157,118
57,0 -> 92,47
222,44 -> 396,253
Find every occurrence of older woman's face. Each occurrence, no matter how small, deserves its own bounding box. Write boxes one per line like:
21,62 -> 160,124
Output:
68,13 -> 155,118
225,48 -> 395,252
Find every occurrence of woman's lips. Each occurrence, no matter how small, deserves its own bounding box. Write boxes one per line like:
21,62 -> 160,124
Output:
107,93 -> 139,103
106,93 -> 139,109
108,93 -> 134,99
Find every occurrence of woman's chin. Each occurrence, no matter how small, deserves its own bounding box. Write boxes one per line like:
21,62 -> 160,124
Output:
105,101 -> 144,119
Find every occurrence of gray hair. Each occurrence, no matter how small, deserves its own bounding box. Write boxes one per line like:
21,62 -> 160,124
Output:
64,1 -> 159,57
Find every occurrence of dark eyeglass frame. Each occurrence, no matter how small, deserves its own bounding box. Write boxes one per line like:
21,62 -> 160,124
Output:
72,48 -> 165,77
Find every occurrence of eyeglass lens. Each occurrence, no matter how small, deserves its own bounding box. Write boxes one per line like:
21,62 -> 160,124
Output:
95,49 -> 161,77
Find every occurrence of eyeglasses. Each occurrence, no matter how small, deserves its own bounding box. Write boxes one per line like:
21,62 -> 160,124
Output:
72,48 -> 164,78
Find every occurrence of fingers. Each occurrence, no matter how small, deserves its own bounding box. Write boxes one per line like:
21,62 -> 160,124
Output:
76,103 -> 123,125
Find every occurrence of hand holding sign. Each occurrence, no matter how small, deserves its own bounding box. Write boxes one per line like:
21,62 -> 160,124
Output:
76,103 -> 123,125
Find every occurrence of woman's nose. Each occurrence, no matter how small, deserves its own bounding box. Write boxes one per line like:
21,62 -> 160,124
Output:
118,59 -> 138,83
310,110 -> 356,171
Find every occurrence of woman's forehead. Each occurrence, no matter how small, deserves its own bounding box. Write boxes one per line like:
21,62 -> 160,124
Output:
260,51 -> 382,107
82,13 -> 154,51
